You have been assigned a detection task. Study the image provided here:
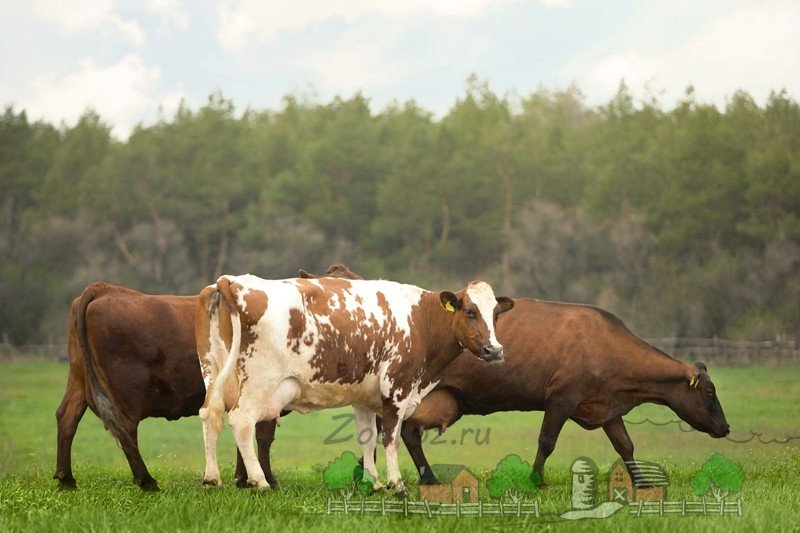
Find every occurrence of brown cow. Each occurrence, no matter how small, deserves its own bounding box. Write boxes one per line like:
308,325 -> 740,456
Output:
404,299 -> 730,485
298,266 -> 730,486
54,282 -> 278,490
196,274 -> 513,493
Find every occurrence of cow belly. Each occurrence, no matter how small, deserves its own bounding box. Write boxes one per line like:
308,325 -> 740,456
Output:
285,374 -> 382,413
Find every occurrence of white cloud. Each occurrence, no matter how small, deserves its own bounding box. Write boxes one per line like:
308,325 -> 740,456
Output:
146,0 -> 189,30
563,3 -> 800,106
22,55 -> 161,138
217,0 -> 518,51
298,26 -> 415,94
33,0 -> 145,45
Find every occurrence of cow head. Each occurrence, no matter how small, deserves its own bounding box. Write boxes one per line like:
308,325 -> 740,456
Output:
670,362 -> 730,438
439,281 -> 514,362
298,263 -> 364,280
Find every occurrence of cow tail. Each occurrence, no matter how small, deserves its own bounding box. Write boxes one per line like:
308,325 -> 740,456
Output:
199,277 -> 241,434
75,282 -> 135,450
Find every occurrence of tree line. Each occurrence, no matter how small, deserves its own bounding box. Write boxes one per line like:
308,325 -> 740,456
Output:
1,78 -> 798,345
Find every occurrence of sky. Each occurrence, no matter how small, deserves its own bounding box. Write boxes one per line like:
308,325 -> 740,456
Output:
1,0 -> 798,138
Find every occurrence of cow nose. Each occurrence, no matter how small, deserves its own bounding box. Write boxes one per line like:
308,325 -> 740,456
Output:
723,424 -> 730,436
482,345 -> 503,361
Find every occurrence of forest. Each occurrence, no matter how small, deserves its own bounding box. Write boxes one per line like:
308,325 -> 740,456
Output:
1,78 -> 798,345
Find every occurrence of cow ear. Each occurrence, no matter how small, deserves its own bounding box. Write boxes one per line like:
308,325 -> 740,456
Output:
439,291 -> 460,312
695,361 -> 707,372
687,367 -> 701,388
298,269 -> 318,279
496,297 -> 514,314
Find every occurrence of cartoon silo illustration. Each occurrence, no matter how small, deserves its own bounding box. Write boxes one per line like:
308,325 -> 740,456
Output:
571,457 -> 599,510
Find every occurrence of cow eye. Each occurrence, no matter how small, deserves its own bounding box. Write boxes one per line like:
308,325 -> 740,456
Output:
705,389 -> 714,399
465,309 -> 476,319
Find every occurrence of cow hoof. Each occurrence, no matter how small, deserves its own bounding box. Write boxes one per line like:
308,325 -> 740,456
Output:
202,478 -> 222,488
235,477 -> 248,489
386,480 -> 407,497
56,479 -> 78,490
140,480 -> 160,492
247,480 -> 271,491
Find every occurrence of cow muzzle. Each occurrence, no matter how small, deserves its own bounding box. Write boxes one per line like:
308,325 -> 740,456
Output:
480,344 -> 504,362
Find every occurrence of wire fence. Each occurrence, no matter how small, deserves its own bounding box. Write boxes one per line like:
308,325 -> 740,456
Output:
0,343 -> 68,361
3,338 -> 799,364
326,497 -> 540,518
646,338 -> 800,365
628,498 -> 743,517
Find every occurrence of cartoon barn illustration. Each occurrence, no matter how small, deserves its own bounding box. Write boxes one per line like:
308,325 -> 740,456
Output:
418,464 -> 479,504
608,460 -> 669,503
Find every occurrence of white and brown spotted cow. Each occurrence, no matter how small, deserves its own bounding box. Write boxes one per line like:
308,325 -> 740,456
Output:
195,275 -> 513,493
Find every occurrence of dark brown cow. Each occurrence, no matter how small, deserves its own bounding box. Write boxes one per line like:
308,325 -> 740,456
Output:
404,299 -> 730,485
298,266 -> 730,486
54,282 -> 277,490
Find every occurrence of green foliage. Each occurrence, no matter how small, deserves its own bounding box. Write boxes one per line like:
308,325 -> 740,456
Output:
487,454 -> 540,501
691,453 -> 745,502
1,82 -> 799,344
322,452 -> 374,497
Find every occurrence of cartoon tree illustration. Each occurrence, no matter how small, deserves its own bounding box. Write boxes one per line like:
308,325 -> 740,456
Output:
691,453 -> 744,502
487,455 -> 541,502
322,451 -> 375,498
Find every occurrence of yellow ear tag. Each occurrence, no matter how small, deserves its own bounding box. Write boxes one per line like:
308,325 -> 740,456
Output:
689,376 -> 697,388
444,302 -> 455,312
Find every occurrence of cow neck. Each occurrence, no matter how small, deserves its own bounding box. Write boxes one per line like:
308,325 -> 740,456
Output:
414,291 -> 466,384
618,343 -> 690,407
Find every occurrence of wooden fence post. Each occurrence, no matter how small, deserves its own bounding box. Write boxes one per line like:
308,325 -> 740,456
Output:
659,499 -> 663,517
343,497 -> 348,515
535,501 -> 539,518
456,499 -> 461,518
720,499 -> 724,516
702,498 -> 706,515
681,499 -> 685,516
327,497 -> 331,515
404,497 -> 408,517
637,500 -> 643,517
360,497 -> 365,516
381,496 -> 385,516
424,499 -> 432,518
737,498 -> 743,517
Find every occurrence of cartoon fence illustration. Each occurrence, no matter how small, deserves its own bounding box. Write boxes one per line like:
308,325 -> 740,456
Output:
628,498 -> 743,517
327,497 -> 540,518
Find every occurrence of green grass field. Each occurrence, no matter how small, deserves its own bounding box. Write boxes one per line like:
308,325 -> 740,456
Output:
1,362 -> 799,532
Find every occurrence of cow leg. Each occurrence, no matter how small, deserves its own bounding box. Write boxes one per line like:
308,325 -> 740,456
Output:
53,374 -> 87,489
230,378 -> 299,490
118,422 -> 159,491
353,406 -> 382,491
603,417 -> 648,486
381,398 -> 408,496
256,420 -> 279,488
533,398 -> 577,486
233,420 -> 279,489
227,408 -> 266,489
603,417 -> 634,463
401,422 -> 438,485
400,389 -> 461,485
200,410 -> 223,487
